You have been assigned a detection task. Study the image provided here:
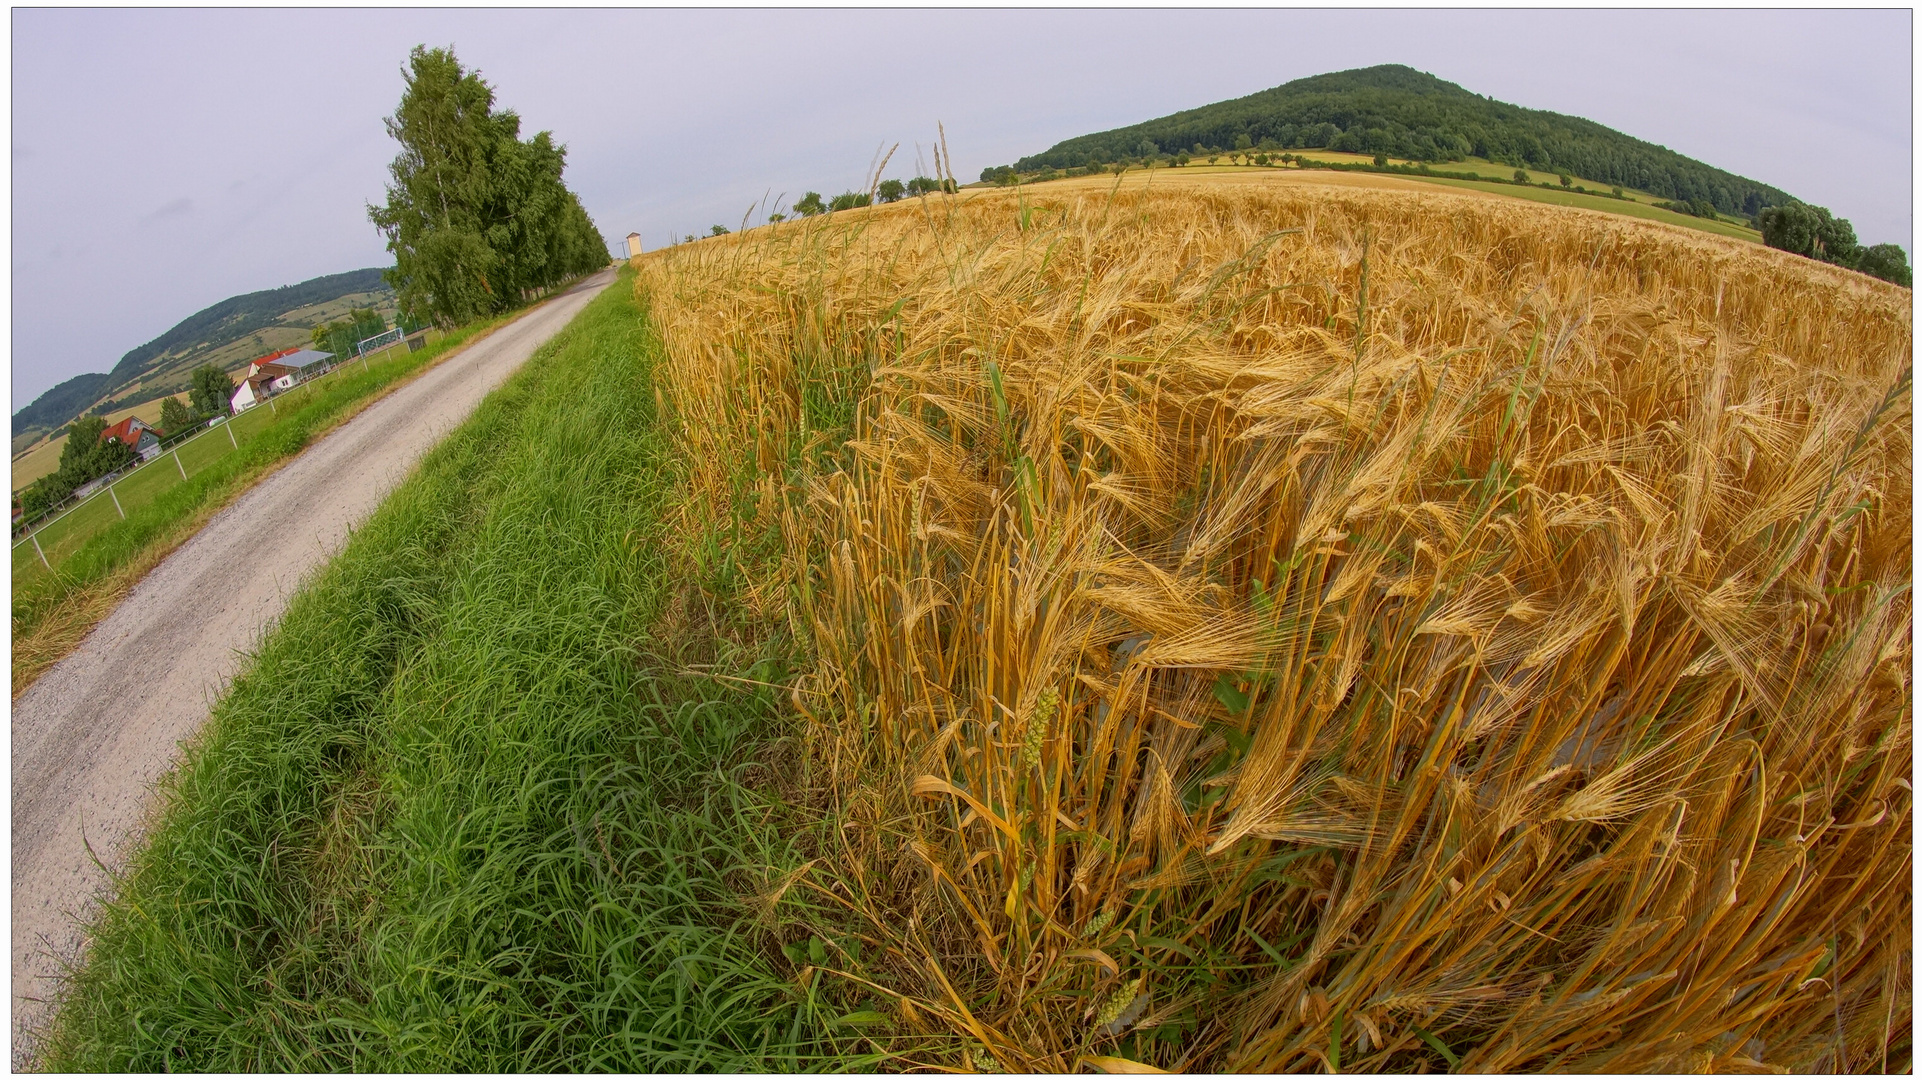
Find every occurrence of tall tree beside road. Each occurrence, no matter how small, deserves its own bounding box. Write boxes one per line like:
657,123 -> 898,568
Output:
368,46 -> 608,329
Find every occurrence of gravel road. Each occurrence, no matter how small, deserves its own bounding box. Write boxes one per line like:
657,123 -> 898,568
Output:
11,267 -> 616,1064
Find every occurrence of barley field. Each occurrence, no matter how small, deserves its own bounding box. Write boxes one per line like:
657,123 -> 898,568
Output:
637,179 -> 1910,1072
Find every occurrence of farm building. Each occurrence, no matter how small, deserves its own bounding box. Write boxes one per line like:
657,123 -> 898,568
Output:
230,347 -> 334,412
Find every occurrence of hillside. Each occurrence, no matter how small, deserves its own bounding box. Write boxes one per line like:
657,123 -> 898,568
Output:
12,268 -> 395,448
1009,64 -> 1796,217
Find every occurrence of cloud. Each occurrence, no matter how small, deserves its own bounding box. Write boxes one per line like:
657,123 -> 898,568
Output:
139,197 -> 193,225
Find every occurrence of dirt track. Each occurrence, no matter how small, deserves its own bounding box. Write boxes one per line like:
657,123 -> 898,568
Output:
11,268 -> 615,1064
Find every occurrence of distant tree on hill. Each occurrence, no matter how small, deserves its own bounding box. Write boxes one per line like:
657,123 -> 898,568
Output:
905,176 -> 941,196
1373,152 -> 1388,167
768,212 -> 786,223
1612,186 -> 1624,198
709,225 -> 730,236
877,179 -> 906,203
159,396 -> 197,438
1234,133 -> 1253,151
189,364 -> 236,418
1559,173 -> 1572,188
793,192 -> 827,217
1513,168 -> 1529,183
828,192 -> 872,212
982,166 -> 1018,186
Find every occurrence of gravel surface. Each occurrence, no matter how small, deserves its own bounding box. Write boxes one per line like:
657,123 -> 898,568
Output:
11,268 -> 616,1065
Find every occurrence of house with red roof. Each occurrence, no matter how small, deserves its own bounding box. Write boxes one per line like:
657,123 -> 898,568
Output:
99,416 -> 162,463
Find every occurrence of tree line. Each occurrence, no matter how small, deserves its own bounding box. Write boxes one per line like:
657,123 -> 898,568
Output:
368,46 -> 609,329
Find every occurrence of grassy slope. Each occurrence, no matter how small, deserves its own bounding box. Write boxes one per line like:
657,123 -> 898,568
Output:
11,319 -> 498,696
44,270 -> 871,1071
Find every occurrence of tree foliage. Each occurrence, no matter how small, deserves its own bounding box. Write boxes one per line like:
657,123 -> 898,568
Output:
793,192 -> 827,217
17,415 -> 137,520
189,364 -> 236,419
312,307 -> 388,361
877,178 -> 907,204
368,46 -> 608,329
159,396 -> 197,438
1759,201 -> 1910,287
1004,64 -> 1794,217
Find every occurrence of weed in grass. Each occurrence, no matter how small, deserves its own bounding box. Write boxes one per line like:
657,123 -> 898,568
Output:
639,183 -> 1911,1072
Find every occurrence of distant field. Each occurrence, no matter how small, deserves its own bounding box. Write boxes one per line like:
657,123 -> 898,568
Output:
1139,149 -> 1761,241
1404,174 -> 1765,241
1020,159 -> 1765,246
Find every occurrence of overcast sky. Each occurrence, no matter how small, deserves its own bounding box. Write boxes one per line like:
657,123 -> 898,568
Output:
11,7 -> 1912,408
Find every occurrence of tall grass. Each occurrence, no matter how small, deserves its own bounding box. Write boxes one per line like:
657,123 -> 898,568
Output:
639,182 -> 1912,1071
43,273 -> 879,1070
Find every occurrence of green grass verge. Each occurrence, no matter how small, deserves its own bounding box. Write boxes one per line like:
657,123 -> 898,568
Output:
43,269 -> 879,1070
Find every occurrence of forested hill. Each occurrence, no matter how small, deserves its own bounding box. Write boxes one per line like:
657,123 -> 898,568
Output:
1011,64 -> 1796,217
13,267 -> 390,440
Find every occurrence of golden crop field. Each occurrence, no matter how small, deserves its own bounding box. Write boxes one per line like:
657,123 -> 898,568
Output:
638,179 -> 1909,1071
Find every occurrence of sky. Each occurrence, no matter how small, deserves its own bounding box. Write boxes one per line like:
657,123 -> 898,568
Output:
11,8 -> 1913,409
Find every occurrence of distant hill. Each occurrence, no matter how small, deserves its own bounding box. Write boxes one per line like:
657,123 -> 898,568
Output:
13,268 -> 393,444
1009,65 -> 1795,217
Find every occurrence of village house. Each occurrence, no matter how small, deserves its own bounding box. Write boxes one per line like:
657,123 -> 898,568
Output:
229,347 -> 334,413
99,416 -> 162,463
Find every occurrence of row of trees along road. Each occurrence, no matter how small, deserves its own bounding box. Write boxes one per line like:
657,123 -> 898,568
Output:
369,46 -> 609,329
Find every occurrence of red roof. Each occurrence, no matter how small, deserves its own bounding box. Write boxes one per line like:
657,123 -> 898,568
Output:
99,417 -> 154,445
